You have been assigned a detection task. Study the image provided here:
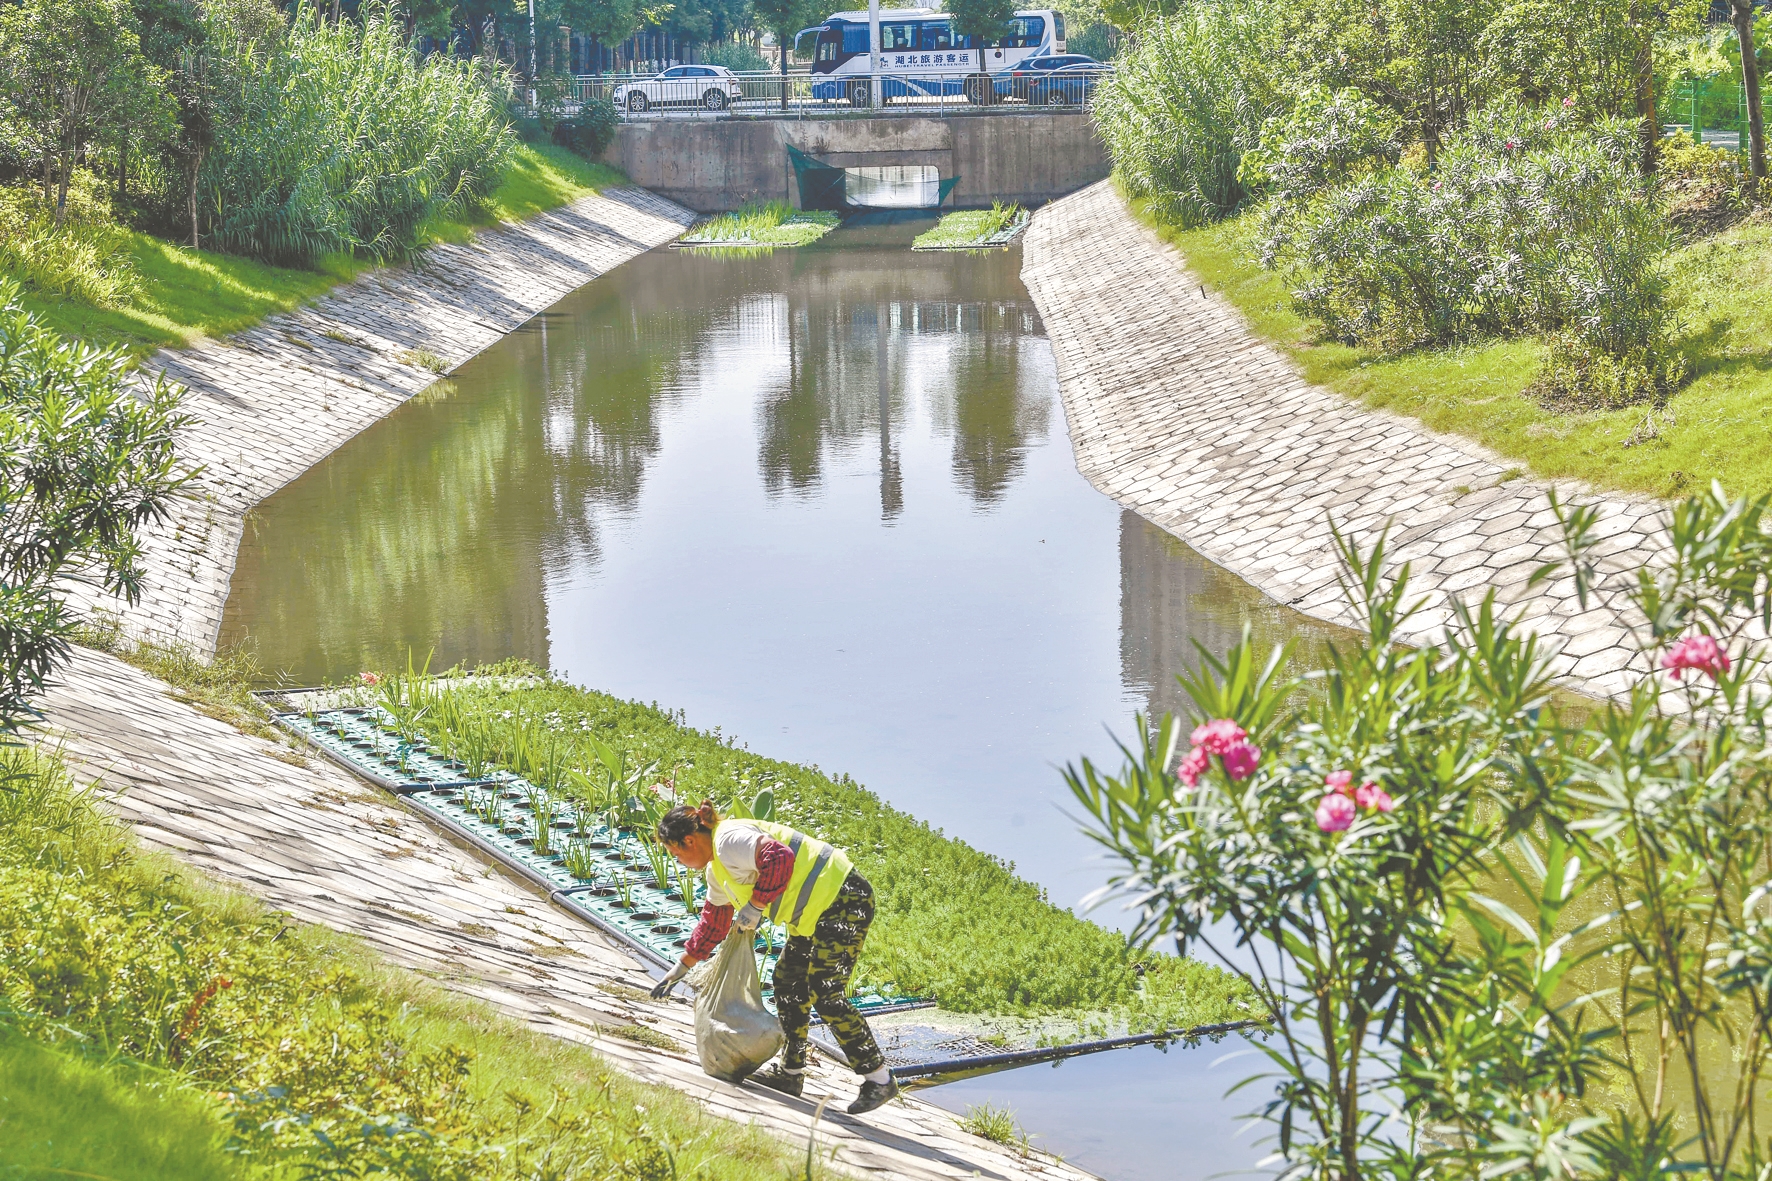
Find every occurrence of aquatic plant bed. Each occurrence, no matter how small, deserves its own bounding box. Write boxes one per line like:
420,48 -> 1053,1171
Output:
911,206 -> 1029,250
262,670 -> 1260,1078
261,696 -> 911,1013
676,203 -> 839,248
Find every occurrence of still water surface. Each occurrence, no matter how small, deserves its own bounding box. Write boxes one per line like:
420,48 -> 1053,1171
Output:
221,217 -> 1335,1180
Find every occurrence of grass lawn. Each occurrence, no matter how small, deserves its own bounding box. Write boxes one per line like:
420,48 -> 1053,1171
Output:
0,745 -> 812,1181
0,1031 -> 241,1181
680,201 -> 839,247
912,204 -> 1027,250
13,144 -> 627,359
1145,201 -> 1772,500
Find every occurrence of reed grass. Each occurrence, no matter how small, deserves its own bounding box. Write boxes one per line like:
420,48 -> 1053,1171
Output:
204,3 -> 514,265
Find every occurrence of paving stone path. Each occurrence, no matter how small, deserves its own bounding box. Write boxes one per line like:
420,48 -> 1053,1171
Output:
39,647 -> 1093,1181
1022,182 -> 1668,698
71,187 -> 695,651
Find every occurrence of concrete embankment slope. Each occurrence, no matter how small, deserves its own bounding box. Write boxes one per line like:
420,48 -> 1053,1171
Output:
1021,181 -> 1667,699
70,187 -> 695,651
38,646 -> 1098,1181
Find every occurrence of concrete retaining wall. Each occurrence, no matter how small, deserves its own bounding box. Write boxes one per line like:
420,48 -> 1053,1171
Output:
601,113 -> 1108,211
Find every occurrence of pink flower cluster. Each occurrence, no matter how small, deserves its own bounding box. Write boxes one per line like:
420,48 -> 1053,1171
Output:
1315,769 -> 1394,833
359,671 -> 382,686
1662,634 -> 1730,682
1176,719 -> 1261,788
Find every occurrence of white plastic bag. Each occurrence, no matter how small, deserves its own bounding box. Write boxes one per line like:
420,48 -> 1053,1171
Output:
694,929 -> 784,1082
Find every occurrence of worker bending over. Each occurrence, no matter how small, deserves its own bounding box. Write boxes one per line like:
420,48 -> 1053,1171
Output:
650,799 -> 897,1114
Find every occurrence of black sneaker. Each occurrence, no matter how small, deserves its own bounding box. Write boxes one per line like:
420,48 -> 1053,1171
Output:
749,1066 -> 805,1099
847,1077 -> 898,1114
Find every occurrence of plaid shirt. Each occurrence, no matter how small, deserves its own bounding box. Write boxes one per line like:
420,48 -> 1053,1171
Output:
683,835 -> 794,962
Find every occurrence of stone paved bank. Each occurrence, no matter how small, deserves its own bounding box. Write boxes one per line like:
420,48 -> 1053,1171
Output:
40,647 -> 1093,1181
1022,182 -> 1666,699
72,187 -> 695,649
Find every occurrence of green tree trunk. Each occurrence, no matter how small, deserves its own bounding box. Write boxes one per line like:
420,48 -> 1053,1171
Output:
1737,0 -> 1767,179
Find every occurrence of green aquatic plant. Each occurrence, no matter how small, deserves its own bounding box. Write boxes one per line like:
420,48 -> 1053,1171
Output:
409,674 -> 1257,1027
525,784 -> 558,855
562,839 -> 600,881
374,650 -> 435,748
681,202 -> 838,248
641,836 -> 674,891
612,868 -> 635,910
677,866 -> 698,916
959,1103 -> 1030,1153
465,785 -> 503,828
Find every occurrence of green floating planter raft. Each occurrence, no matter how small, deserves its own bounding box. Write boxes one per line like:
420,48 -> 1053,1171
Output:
262,695 -> 923,1017
262,690 -> 1258,1081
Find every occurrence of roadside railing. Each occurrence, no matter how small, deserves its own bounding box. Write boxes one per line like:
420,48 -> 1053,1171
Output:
569,68 -> 1110,119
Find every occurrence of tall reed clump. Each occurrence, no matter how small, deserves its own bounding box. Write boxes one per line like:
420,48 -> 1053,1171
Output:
1090,0 -> 1280,228
204,1 -> 514,264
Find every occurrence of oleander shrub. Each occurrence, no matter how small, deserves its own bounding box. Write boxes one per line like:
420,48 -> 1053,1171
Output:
1240,86 -> 1401,210
1263,102 -> 1678,407
1092,1 -> 1280,228
204,1 -> 514,264
0,281 -> 188,735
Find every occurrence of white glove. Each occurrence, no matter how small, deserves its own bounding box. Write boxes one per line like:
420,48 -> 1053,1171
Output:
649,959 -> 690,999
734,902 -> 764,931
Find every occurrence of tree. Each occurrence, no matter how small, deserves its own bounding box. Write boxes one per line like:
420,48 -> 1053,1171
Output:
947,0 -> 1017,53
1734,0 -> 1767,178
0,0 -> 170,227
0,281 -> 192,735
749,0 -> 819,108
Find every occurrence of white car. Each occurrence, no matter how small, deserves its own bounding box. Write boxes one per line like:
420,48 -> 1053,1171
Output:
612,65 -> 742,112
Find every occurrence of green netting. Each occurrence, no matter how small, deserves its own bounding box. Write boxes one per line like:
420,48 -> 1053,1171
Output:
788,144 -> 846,211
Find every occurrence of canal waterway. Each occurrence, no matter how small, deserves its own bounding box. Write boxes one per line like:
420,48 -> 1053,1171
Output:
220,216 -> 1337,1180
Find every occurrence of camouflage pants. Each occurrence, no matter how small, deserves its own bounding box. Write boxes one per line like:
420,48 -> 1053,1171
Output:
774,870 -> 885,1076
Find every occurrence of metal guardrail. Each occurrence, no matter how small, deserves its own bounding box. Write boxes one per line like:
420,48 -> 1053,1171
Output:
570,68 -> 1110,119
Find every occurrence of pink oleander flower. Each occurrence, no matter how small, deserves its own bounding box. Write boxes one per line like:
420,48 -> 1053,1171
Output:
1324,770 -> 1354,796
359,671 -> 382,686
1355,781 -> 1395,812
1177,744 -> 1210,788
1191,718 -> 1247,754
1562,96 -> 1575,108
1220,741 -> 1261,781
1504,138 -> 1519,150
1316,793 -> 1356,833
1662,634 -> 1730,682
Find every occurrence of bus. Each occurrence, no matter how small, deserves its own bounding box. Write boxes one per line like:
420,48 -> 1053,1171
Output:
794,7 -> 1066,105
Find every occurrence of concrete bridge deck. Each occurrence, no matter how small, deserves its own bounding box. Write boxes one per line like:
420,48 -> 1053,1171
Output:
599,111 -> 1108,211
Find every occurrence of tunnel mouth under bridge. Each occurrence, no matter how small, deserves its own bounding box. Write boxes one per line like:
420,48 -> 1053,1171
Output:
790,145 -> 959,210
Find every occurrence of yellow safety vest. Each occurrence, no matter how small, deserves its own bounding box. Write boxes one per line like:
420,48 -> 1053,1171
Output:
706,819 -> 853,938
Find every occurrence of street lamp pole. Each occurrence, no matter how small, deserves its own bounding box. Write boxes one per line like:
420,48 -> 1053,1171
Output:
868,0 -> 881,107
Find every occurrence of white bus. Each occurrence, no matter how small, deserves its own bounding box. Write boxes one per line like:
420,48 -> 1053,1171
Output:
795,7 -> 1066,105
